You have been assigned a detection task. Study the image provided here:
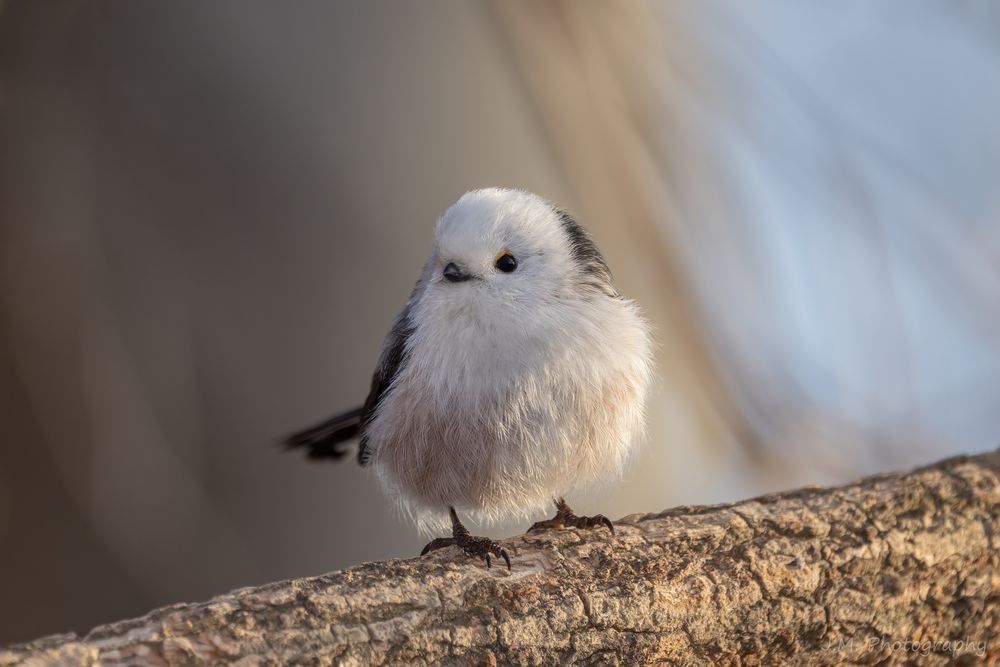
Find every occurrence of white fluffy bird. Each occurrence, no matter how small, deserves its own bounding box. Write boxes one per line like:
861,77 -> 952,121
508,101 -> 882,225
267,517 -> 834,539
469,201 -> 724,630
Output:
287,188 -> 652,569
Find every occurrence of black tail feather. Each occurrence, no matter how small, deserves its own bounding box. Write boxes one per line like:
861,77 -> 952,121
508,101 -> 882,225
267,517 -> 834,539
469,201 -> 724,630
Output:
284,406 -> 363,461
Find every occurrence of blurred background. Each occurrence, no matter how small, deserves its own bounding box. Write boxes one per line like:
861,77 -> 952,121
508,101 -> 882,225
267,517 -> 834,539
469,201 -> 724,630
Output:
2,0 -> 999,645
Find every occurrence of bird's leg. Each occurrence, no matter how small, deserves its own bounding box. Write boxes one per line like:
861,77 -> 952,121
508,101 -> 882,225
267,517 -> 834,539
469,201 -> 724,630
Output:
420,507 -> 511,570
529,497 -> 615,535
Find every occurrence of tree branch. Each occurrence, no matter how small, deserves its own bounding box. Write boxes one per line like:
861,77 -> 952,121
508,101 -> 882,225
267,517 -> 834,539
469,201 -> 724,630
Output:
3,450 -> 999,665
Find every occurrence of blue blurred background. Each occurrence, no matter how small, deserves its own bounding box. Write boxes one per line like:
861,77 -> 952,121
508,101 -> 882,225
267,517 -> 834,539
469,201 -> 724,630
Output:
1,0 -> 998,644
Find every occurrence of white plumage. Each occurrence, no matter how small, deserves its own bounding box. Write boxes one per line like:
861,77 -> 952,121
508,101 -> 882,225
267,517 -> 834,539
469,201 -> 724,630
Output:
364,188 -> 653,533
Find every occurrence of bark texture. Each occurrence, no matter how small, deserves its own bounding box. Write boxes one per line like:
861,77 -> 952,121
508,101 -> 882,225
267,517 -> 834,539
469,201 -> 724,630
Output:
3,451 -> 999,666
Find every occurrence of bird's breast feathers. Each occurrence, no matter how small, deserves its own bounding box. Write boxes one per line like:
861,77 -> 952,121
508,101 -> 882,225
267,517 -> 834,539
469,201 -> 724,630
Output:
365,286 -> 651,528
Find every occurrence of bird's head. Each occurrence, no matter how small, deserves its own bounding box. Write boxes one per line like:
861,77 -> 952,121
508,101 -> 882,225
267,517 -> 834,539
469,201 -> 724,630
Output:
427,188 -> 613,307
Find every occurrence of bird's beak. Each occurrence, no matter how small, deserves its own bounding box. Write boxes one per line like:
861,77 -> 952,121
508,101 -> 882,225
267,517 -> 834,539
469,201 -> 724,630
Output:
442,262 -> 471,283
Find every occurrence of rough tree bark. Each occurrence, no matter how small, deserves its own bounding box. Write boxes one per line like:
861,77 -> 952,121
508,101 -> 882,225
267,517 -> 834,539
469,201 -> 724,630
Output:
3,450 -> 998,666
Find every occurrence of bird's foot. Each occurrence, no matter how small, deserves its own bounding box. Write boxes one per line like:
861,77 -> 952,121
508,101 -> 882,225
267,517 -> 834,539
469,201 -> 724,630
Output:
420,534 -> 511,570
420,508 -> 511,570
529,498 -> 615,535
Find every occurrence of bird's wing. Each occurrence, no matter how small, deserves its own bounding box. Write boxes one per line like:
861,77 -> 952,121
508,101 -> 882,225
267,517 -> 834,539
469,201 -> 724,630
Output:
357,279 -> 422,465
284,406 -> 364,460
285,273 -> 423,465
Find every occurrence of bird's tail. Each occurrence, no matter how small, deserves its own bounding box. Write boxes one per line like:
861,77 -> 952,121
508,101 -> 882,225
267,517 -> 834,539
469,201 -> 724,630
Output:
284,406 -> 363,461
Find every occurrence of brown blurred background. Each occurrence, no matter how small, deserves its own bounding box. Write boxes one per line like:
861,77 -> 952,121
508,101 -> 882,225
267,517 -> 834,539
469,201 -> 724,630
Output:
2,0 -> 999,645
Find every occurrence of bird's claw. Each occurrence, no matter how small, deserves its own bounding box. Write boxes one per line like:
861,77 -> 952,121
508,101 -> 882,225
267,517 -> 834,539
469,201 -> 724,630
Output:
529,507 -> 615,535
420,535 -> 511,571
586,514 -> 615,535
460,535 -> 511,571
420,537 -> 455,556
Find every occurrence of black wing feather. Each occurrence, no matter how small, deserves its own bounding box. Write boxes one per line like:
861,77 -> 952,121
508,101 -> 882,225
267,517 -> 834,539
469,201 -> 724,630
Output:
357,303 -> 414,465
284,283 -> 418,466
556,209 -> 618,297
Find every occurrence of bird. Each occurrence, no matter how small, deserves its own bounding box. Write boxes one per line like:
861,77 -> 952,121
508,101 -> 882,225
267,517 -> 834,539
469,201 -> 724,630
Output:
286,188 -> 652,570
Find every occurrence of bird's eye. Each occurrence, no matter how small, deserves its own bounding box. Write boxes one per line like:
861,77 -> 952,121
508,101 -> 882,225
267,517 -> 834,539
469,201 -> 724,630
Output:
494,250 -> 518,273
